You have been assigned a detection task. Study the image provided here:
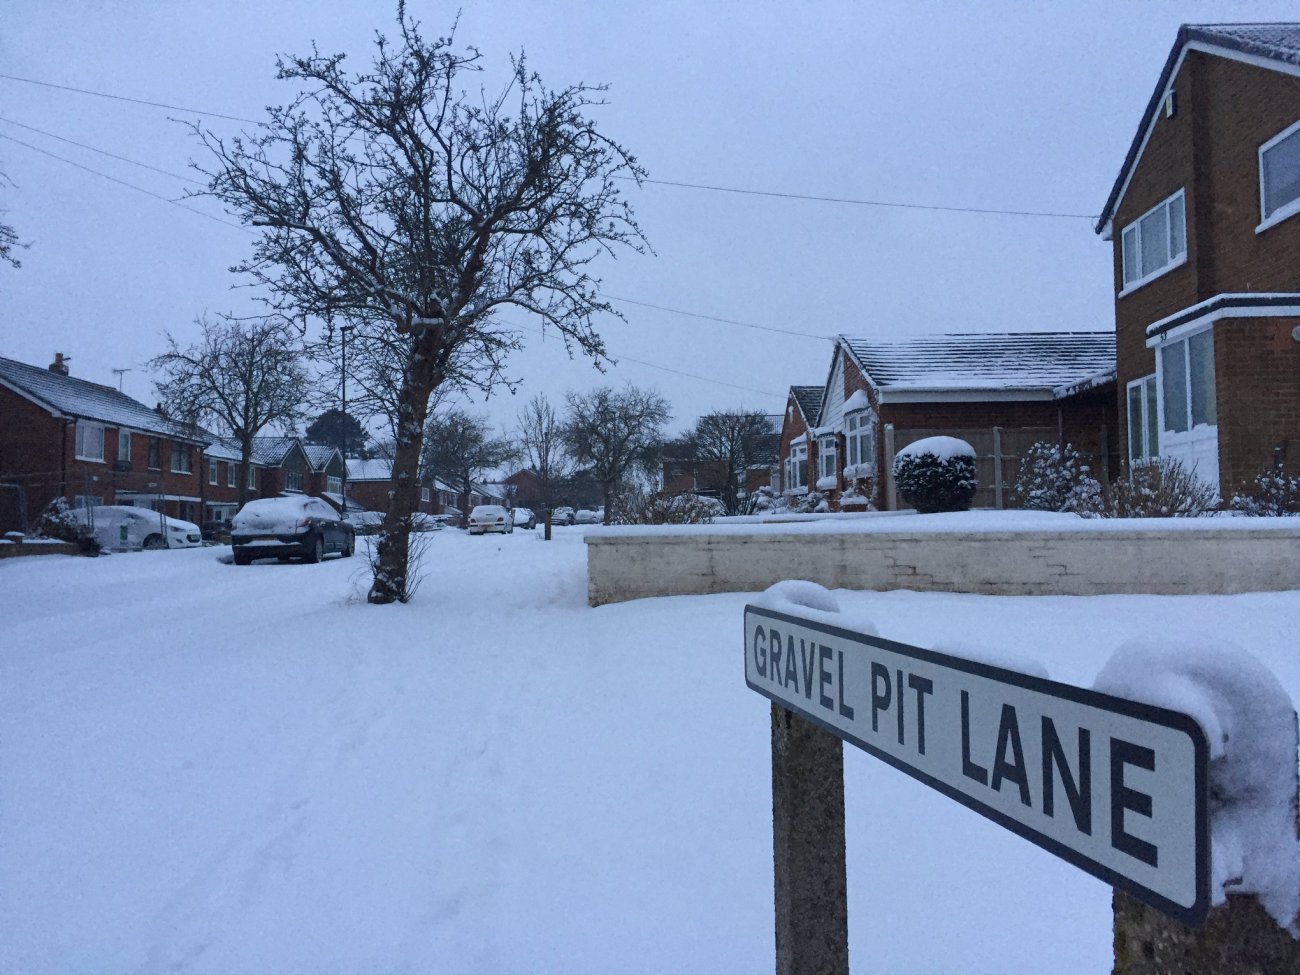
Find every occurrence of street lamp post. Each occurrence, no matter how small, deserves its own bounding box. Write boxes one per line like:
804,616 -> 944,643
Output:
340,324 -> 354,511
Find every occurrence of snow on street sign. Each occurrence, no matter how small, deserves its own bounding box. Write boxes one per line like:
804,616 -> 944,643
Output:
745,604 -> 1211,925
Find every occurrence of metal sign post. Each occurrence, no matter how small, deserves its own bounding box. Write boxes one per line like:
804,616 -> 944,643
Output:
746,601 -> 1213,962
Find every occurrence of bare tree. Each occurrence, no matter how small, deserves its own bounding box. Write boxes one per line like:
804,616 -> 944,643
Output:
1,171 -> 26,272
564,385 -> 671,523
689,410 -> 777,515
191,8 -> 647,602
421,407 -> 517,517
150,315 -> 309,507
517,392 -> 575,540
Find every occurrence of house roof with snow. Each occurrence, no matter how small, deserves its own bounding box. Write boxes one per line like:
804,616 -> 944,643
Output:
838,332 -> 1116,403
249,437 -> 307,467
1096,23 -> 1300,235
303,443 -> 342,471
0,354 -> 210,443
789,386 -> 823,427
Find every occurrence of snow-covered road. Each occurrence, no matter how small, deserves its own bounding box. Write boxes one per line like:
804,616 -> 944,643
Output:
4,527 -> 1299,972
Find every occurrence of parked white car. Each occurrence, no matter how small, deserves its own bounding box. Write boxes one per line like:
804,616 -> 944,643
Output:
70,505 -> 203,551
510,507 -> 537,530
467,504 -> 513,535
551,506 -> 575,526
574,508 -> 601,524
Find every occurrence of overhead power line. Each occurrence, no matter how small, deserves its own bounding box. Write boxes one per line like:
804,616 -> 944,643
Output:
0,71 -> 1098,220
604,293 -> 833,340
0,132 -> 249,232
0,115 -> 203,185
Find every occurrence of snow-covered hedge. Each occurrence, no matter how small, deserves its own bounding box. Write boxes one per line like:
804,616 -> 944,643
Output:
35,499 -> 100,555
1012,441 -> 1101,514
1231,468 -> 1300,516
893,436 -> 977,514
1099,458 -> 1218,518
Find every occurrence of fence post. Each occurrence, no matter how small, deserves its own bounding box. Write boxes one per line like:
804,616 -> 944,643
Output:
884,424 -> 896,510
992,426 -> 1004,508
771,703 -> 849,975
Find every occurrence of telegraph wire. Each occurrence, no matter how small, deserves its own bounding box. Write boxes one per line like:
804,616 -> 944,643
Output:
0,133 -> 250,232
603,293 -> 833,341
0,115 -> 203,185
0,71 -> 1099,221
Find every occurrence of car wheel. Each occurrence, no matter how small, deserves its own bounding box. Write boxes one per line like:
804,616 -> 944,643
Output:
306,535 -> 324,563
143,534 -> 166,550
343,537 -> 354,558
233,549 -> 252,566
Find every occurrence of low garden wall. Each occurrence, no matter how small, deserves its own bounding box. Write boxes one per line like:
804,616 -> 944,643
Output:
584,513 -> 1300,605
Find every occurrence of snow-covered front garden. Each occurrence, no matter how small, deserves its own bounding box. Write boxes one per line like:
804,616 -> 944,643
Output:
5,527 -> 1300,972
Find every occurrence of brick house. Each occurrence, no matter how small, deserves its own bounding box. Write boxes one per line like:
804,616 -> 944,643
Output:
1095,23 -> 1300,497
201,440 -> 268,527
0,353 -> 211,531
778,334 -> 1117,510
303,443 -> 345,499
661,415 -> 781,502
344,457 -> 442,515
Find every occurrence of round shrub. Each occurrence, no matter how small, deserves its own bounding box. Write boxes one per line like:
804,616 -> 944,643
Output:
1012,441 -> 1102,514
893,436 -> 977,513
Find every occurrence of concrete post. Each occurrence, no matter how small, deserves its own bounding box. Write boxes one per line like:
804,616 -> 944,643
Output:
1113,891 -> 1300,973
771,703 -> 849,975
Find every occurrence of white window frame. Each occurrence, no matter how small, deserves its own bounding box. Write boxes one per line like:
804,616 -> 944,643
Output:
844,410 -> 875,472
784,443 -> 808,493
421,486 -> 431,502
1157,327 -> 1217,437
227,463 -> 236,488
1125,375 -> 1159,465
286,468 -> 303,492
1119,189 -> 1187,295
1258,119 -> 1300,233
208,460 -> 219,485
73,494 -> 104,510
117,429 -> 131,465
170,441 -> 193,474
75,420 -> 106,462
247,465 -> 257,490
817,435 -> 837,481
328,474 -> 343,494
147,437 -> 161,470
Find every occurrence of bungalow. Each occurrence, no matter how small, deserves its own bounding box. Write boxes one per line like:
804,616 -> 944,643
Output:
1095,23 -> 1300,497
779,333 -> 1118,510
0,352 -> 210,531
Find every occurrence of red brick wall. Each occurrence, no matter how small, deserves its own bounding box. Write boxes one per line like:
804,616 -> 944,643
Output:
1110,50 -> 1300,469
1213,317 -> 1300,493
0,390 -> 68,529
778,391 -> 813,494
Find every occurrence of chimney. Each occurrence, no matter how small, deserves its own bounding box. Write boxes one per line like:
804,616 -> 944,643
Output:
48,352 -> 70,376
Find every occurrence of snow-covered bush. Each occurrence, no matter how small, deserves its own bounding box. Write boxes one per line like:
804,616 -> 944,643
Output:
621,491 -> 718,525
1097,458 -> 1218,518
838,474 -> 876,510
1230,468 -> 1300,516
792,490 -> 828,514
744,485 -> 786,515
1011,441 -> 1102,514
35,498 -> 100,554
893,436 -> 977,514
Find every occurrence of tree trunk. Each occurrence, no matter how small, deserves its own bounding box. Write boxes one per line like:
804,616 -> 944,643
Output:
369,347 -> 439,604
238,436 -> 254,510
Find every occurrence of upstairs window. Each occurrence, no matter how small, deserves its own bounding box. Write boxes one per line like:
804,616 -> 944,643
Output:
148,437 -> 161,470
1126,375 -> 1159,465
170,441 -> 193,474
208,460 -> 219,485
227,463 -> 236,488
1121,189 -> 1186,289
1159,329 -> 1216,434
75,420 -> 105,462
1260,120 -> 1300,229
247,465 -> 257,490
117,429 -> 132,465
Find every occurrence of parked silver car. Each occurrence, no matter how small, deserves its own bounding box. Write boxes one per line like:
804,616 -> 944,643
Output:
468,504 -> 513,535
551,506 -> 575,526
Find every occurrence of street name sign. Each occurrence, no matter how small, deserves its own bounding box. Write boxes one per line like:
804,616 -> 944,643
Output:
745,604 -> 1211,925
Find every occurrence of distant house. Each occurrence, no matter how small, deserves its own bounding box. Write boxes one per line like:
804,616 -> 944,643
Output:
1095,23 -> 1300,497
503,468 -> 543,508
344,457 -> 445,515
661,415 -> 782,501
778,334 -> 1117,510
0,352 -> 211,531
201,440 -> 268,526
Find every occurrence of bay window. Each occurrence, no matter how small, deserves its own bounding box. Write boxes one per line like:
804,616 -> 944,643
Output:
845,411 -> 875,472
1121,189 -> 1186,290
1159,329 -> 1216,435
817,434 -> 837,482
784,442 -> 808,492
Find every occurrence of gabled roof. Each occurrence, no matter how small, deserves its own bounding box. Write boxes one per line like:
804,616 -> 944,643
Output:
303,443 -> 341,471
0,354 -> 208,443
249,436 -> 305,467
838,333 -> 1116,400
789,386 -> 823,426
1097,22 -> 1300,235
347,457 -> 397,481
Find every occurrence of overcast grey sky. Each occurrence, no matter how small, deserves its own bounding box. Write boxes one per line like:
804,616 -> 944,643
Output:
3,1 -> 1296,440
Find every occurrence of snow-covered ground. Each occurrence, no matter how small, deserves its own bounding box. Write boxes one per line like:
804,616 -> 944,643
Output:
4,527 -> 1300,973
